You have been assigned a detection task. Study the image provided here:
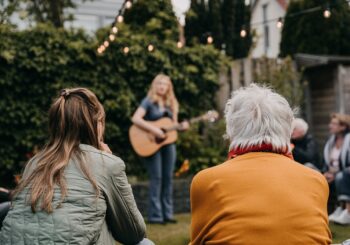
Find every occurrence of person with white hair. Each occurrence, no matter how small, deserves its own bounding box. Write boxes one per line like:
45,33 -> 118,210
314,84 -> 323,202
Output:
291,118 -> 321,170
190,84 -> 331,245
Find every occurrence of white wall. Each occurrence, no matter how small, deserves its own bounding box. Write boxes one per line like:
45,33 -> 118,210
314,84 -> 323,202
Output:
10,0 -> 123,34
250,0 -> 286,58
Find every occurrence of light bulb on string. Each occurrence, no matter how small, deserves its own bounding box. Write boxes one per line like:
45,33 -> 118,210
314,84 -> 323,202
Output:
277,17 -> 283,28
177,41 -> 183,48
112,26 -> 118,34
97,47 -> 103,54
104,41 -> 109,47
100,45 -> 106,52
117,15 -> 124,23
148,44 -> 154,52
240,28 -> 247,38
323,8 -> 331,18
125,1 -> 132,9
109,34 -> 115,41
123,46 -> 130,54
207,35 -> 213,44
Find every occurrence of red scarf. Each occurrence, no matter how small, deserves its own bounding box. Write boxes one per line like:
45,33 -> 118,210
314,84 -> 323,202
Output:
228,143 -> 294,160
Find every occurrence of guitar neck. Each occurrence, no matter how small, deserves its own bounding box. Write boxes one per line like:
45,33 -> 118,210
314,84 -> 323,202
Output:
163,116 -> 204,132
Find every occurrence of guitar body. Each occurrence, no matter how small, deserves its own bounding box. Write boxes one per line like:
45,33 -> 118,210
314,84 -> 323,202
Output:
129,117 -> 178,157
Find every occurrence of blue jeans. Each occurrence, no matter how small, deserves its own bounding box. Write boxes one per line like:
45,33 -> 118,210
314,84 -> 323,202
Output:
143,144 -> 176,222
335,170 -> 350,202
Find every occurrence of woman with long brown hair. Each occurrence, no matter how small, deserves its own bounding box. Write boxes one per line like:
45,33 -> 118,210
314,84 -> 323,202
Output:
0,88 -> 151,244
132,74 -> 189,224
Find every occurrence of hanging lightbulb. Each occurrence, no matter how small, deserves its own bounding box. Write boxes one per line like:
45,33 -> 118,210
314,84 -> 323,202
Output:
125,1 -> 132,9
97,47 -> 103,54
177,41 -> 183,48
240,28 -> 247,38
277,17 -> 283,28
100,45 -> 106,52
112,26 -> 118,34
323,8 -> 331,18
104,41 -> 109,47
109,34 -> 115,41
207,35 -> 213,44
117,15 -> 124,23
148,44 -> 154,52
123,46 -> 130,54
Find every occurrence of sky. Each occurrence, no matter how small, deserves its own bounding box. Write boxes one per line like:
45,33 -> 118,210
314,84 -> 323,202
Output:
171,0 -> 191,25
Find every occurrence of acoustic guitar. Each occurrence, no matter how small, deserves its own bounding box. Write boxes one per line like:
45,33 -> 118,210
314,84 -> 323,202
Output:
129,110 -> 219,157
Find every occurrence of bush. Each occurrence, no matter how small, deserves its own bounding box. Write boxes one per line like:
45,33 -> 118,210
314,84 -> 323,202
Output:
0,23 -> 227,186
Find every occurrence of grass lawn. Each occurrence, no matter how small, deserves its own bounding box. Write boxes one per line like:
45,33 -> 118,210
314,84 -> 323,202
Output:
142,214 -> 350,245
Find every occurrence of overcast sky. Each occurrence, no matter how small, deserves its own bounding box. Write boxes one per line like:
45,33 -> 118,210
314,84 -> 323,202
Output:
171,0 -> 191,25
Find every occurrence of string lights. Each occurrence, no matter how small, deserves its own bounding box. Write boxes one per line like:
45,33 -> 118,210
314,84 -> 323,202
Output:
97,1 -> 346,54
123,46 -> 130,54
147,44 -> 155,52
240,2 -> 337,39
276,17 -> 283,29
240,26 -> 247,38
96,0 -> 132,54
177,41 -> 183,48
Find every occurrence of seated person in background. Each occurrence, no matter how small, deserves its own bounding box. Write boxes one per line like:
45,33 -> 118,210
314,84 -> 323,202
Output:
291,118 -> 321,170
324,113 -> 350,225
190,84 -> 331,245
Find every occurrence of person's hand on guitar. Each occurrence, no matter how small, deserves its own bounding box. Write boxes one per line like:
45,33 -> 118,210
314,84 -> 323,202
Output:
152,127 -> 166,139
179,121 -> 190,131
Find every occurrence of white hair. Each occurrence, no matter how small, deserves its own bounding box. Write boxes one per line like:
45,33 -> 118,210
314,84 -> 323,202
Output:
292,118 -> 309,134
224,83 -> 294,152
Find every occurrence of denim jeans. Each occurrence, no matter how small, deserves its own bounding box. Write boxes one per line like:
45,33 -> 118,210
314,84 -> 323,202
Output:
143,144 -> 176,222
335,170 -> 350,201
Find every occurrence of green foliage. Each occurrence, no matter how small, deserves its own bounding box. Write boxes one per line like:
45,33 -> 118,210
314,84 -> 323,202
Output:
280,0 -> 350,56
0,20 -> 226,185
254,57 -> 303,108
177,120 -> 228,174
123,0 -> 179,41
185,0 -> 252,59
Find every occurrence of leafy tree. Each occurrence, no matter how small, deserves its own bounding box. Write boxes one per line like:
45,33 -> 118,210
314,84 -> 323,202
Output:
0,20 -> 227,186
280,0 -> 350,56
123,0 -> 179,41
0,0 -> 90,27
208,0 -> 223,49
0,0 -> 20,24
184,0 -> 208,45
185,0 -> 252,59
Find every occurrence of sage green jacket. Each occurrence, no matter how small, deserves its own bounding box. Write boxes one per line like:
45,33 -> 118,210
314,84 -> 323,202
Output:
0,144 -> 146,245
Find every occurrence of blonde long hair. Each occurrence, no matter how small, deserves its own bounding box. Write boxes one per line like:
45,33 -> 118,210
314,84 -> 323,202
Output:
147,74 -> 179,114
14,88 -> 104,213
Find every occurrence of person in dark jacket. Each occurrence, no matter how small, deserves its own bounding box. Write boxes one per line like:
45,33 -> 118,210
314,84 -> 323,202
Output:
0,187 -> 10,230
291,118 -> 321,170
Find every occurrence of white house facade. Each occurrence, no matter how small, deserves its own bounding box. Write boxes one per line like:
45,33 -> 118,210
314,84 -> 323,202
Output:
250,0 -> 288,58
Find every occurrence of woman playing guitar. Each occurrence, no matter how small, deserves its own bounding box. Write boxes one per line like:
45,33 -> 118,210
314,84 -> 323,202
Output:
131,74 -> 189,224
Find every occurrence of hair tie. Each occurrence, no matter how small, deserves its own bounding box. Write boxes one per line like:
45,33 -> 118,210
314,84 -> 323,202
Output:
60,89 -> 70,98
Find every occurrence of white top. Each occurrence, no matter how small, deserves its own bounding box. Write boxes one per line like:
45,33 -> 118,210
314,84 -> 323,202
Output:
329,146 -> 341,173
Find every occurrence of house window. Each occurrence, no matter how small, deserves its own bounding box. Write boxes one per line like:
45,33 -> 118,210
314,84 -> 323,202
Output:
262,4 -> 269,55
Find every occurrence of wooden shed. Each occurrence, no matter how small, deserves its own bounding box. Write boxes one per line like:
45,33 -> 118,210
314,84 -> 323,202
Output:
295,54 -> 350,146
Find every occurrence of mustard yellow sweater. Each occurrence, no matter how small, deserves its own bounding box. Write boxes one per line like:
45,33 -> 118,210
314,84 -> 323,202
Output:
190,152 -> 331,245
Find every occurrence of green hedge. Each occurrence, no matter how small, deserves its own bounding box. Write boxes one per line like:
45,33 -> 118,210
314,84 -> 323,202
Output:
0,24 -> 226,186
